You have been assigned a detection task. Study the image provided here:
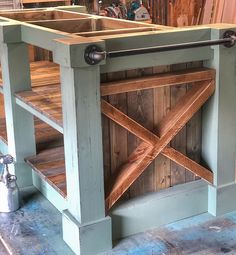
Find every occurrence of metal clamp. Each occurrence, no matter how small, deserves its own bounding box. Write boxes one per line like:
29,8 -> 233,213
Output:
84,30 -> 236,65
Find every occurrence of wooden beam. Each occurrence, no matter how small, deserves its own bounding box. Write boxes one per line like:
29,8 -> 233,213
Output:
157,81 -> 214,137
102,100 -> 213,182
76,27 -> 154,37
29,18 -> 93,33
102,100 -> 156,145
101,68 -> 215,96
105,80 -> 215,210
0,10 -> 54,21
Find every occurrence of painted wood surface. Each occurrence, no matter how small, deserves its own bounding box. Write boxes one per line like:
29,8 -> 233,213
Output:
0,41 -> 36,187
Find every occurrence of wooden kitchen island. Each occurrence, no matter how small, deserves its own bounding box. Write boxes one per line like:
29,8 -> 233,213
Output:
0,6 -> 235,255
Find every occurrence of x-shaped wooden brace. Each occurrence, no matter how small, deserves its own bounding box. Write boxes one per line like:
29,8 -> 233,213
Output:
101,73 -> 215,212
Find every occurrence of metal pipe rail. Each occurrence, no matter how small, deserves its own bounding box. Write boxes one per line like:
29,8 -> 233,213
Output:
84,30 -> 236,65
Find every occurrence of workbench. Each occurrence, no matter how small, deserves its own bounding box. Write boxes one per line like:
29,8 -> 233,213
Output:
0,6 -> 235,255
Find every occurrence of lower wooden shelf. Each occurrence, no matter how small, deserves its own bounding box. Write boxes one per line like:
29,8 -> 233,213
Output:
0,60 -> 65,197
0,115 -> 66,198
26,146 -> 66,198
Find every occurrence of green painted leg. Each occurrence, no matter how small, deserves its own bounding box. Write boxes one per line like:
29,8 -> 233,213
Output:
202,26 -> 236,216
0,32 -> 36,187
63,210 -> 112,255
54,38 -> 112,254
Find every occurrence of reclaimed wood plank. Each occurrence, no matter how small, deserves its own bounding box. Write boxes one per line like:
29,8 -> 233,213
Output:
26,146 -> 66,198
170,64 -> 187,186
126,68 -> 154,197
102,99 -> 213,183
106,80 -> 215,210
101,68 -> 215,96
153,66 -> 171,191
107,70 -> 129,200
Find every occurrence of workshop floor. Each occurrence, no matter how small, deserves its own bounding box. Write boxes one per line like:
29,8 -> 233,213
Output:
0,188 -> 236,255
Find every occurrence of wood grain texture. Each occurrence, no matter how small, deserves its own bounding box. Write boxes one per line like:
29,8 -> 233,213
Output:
101,68 -> 215,96
102,99 -> 213,183
153,66 -> 171,191
26,146 -> 66,197
126,68 -> 154,197
105,80 -> 215,210
107,71 -> 129,201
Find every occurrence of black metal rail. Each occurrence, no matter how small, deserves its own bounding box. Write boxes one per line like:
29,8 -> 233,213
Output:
84,30 -> 236,65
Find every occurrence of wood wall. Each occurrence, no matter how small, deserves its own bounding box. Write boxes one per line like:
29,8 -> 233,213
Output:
81,0 -> 236,26
102,62 -> 202,200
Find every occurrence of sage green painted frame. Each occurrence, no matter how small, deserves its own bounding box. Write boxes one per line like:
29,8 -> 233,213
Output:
0,7 -> 236,254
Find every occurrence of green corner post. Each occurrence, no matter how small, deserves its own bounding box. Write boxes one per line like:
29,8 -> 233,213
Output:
0,22 -> 36,187
202,25 -> 236,216
53,38 -> 112,255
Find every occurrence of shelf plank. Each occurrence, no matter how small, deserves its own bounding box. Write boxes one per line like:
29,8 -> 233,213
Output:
26,146 -> 66,198
15,85 -> 63,133
0,117 -> 63,152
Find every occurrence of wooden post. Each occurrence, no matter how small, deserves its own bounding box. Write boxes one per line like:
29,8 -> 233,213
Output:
0,23 -> 36,187
53,39 -> 112,255
202,25 -> 236,216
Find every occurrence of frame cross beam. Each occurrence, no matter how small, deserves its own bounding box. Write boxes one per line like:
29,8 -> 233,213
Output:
103,79 -> 215,212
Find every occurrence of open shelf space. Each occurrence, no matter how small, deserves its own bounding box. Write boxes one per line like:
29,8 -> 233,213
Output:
0,60 -> 60,90
0,117 -> 63,153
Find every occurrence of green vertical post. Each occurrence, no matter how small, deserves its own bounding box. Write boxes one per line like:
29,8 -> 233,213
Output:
202,25 -> 236,216
0,23 -> 36,187
54,39 -> 112,255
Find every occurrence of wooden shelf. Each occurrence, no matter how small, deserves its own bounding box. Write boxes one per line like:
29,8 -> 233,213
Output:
0,117 -> 63,152
26,146 -> 66,198
0,60 -> 65,197
0,61 -> 63,133
15,84 -> 63,133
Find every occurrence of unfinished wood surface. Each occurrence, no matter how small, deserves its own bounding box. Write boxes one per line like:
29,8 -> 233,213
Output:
201,0 -> 236,24
105,80 -> 215,210
30,18 -> 93,33
0,10 -> 82,22
76,27 -> 155,37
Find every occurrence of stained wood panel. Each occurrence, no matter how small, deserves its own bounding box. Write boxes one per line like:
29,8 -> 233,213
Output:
107,71 -> 129,200
153,66 -> 171,190
127,68 -> 154,197
170,64 -> 187,186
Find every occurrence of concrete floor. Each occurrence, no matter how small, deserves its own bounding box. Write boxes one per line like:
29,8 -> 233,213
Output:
0,188 -> 236,254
